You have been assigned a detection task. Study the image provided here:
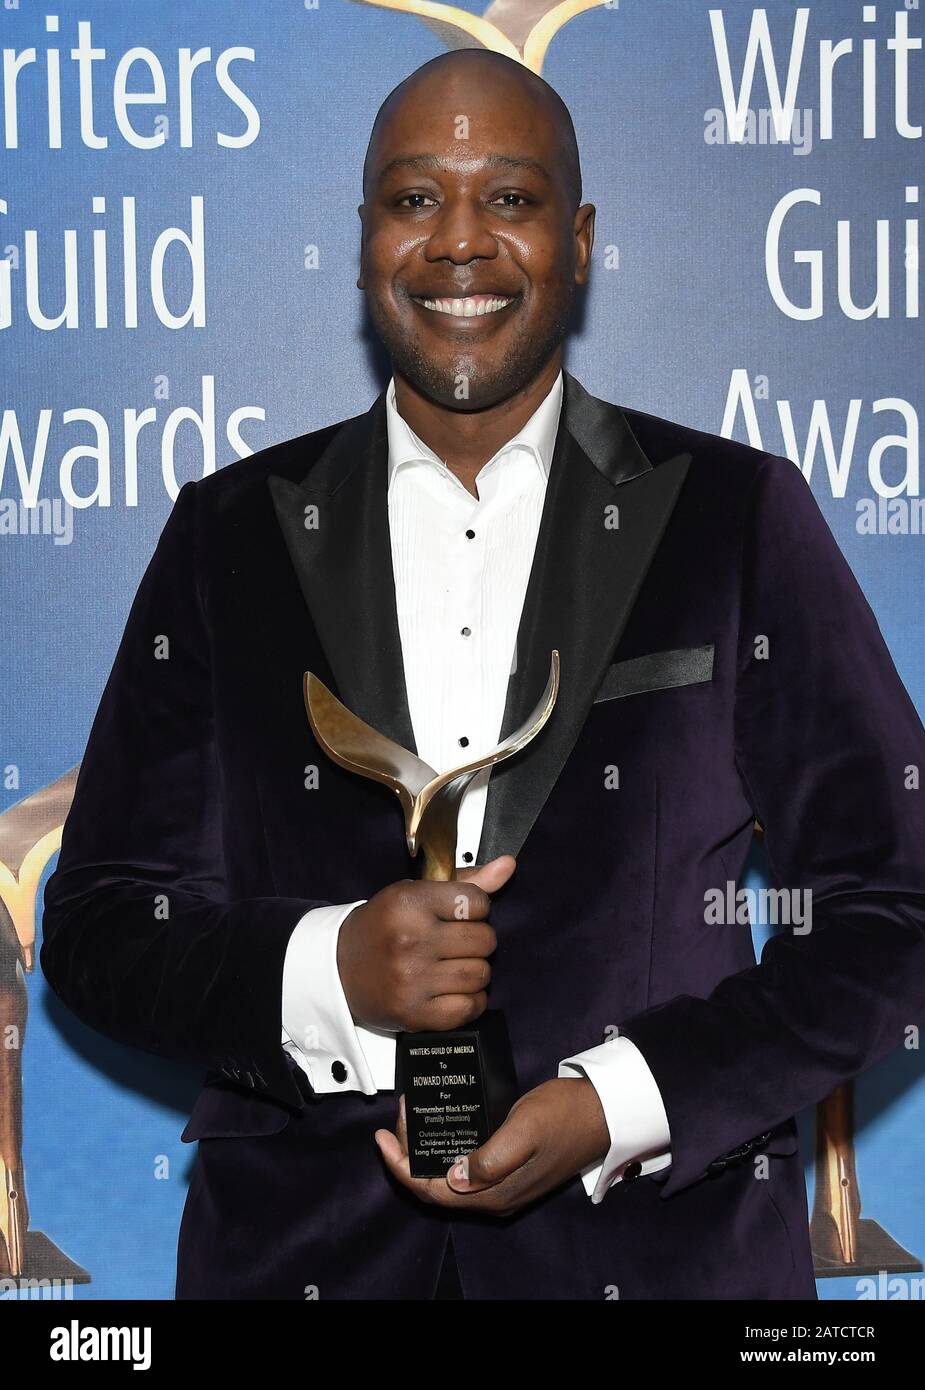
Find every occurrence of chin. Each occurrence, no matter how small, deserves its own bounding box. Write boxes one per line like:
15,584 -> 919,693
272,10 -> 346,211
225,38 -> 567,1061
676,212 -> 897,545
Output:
392,354 -> 507,410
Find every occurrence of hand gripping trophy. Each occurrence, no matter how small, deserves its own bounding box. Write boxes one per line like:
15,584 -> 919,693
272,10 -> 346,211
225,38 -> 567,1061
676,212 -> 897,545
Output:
304,651 -> 560,1177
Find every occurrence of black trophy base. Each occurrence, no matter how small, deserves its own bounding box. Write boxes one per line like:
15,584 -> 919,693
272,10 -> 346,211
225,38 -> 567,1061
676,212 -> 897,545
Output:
1,1231 -> 91,1287
397,1010 -> 518,1178
811,1214 -> 923,1278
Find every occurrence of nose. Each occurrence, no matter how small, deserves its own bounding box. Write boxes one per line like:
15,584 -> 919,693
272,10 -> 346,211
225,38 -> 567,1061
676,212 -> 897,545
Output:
423,194 -> 499,266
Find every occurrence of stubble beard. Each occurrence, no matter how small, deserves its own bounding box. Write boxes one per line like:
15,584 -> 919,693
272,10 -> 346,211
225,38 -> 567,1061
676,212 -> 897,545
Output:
367,286 -> 573,413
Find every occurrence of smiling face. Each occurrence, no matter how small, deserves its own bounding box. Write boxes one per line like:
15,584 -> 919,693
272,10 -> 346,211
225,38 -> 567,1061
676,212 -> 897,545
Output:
358,53 -> 594,412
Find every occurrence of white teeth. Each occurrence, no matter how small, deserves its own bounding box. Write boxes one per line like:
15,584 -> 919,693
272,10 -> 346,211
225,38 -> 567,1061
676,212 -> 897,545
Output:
420,296 -> 513,317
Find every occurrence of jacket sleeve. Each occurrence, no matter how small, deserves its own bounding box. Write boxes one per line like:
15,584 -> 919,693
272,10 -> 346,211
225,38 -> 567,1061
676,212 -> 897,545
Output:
618,454 -> 925,1198
40,480 -> 329,1110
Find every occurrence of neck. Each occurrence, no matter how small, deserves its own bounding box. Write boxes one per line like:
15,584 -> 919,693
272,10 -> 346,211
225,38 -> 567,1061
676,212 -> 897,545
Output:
392,355 -> 561,498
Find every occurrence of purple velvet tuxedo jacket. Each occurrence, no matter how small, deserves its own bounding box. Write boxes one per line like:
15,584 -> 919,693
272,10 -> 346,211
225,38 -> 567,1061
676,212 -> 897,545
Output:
41,369 -> 925,1300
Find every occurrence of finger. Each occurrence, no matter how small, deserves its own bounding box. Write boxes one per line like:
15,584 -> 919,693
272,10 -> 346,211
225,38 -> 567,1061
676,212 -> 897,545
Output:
429,856 -> 516,923
374,1127 -> 405,1167
446,1118 -> 537,1194
415,990 -> 488,1032
427,956 -> 491,995
432,920 -> 498,959
396,1094 -> 408,1153
374,1125 -> 446,1204
456,855 -> 517,894
431,881 -> 492,923
375,1118 -> 534,1211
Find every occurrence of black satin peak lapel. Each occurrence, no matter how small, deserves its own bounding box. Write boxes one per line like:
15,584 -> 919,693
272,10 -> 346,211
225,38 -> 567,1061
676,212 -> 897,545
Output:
266,388 -> 418,756
266,371 -> 691,865
476,373 -> 691,864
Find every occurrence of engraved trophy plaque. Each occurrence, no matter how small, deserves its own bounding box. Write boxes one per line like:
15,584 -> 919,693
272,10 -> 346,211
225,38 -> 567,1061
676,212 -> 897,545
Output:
303,651 -> 560,1176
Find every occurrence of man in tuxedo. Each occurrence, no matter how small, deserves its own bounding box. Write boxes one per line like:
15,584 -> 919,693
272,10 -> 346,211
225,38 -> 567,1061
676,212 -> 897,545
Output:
42,49 -> 925,1301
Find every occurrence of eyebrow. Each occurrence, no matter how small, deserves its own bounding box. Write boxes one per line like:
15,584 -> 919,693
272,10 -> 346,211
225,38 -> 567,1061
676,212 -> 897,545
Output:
373,152 -> 552,185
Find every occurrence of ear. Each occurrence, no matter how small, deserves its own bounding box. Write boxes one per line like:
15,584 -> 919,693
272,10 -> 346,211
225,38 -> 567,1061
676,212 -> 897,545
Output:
574,203 -> 596,286
357,204 -> 366,288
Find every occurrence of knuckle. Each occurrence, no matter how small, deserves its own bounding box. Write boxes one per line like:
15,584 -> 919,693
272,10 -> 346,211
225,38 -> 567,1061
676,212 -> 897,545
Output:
391,880 -> 423,918
473,1150 -> 505,1186
466,887 -> 490,919
437,884 -> 467,917
450,885 -> 486,921
379,880 -> 405,912
467,990 -> 488,1021
391,926 -> 420,956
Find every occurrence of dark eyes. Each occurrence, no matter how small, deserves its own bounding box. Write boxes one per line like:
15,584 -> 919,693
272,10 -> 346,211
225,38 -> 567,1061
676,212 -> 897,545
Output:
492,193 -> 533,209
395,192 -> 533,210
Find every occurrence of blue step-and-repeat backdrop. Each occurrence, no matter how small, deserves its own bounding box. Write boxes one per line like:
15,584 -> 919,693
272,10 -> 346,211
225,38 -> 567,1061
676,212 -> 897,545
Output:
1,0 -> 923,1299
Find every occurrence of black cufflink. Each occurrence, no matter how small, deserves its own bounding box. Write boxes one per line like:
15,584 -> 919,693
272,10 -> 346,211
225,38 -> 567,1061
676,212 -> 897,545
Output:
331,1060 -> 348,1083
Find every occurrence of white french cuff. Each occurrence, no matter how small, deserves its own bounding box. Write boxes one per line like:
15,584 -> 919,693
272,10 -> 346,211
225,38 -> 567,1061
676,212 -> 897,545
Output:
280,901 -> 398,1096
558,1034 -> 672,1204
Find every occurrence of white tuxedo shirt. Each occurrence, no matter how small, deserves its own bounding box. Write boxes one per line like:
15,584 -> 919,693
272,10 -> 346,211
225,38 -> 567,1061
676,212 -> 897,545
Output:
280,370 -> 672,1201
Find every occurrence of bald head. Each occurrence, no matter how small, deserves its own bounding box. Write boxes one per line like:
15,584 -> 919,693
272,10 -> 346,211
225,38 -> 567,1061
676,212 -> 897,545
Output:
362,49 -> 582,211
356,46 -> 595,414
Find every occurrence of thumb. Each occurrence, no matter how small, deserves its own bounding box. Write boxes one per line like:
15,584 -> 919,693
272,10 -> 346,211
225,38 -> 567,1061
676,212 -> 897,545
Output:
446,1126 -> 522,1193
456,854 -> 516,894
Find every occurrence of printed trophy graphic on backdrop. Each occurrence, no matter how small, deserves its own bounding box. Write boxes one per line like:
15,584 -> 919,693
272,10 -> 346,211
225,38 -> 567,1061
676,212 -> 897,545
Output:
0,770 -> 90,1286
811,1083 -> 922,1277
304,651 -> 560,1176
749,823 -> 921,1279
352,0 -> 612,75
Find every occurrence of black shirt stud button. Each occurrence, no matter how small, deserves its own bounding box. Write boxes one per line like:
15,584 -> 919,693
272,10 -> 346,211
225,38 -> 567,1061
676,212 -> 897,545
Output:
623,1161 -> 642,1181
331,1060 -> 348,1084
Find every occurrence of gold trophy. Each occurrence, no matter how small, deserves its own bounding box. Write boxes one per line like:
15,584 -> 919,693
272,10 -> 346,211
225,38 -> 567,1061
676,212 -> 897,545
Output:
304,651 -> 559,1176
